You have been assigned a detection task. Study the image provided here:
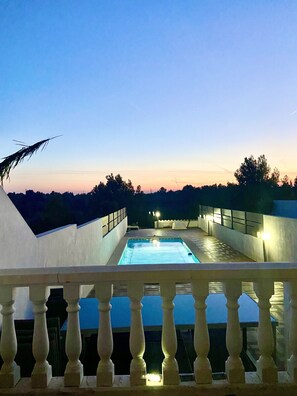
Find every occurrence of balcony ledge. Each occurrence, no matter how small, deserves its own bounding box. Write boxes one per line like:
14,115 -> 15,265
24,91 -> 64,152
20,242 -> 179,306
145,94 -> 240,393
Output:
2,373 -> 297,396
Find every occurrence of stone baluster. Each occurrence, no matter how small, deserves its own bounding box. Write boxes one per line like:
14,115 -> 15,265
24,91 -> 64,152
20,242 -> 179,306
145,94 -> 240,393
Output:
192,280 -> 212,384
64,284 -> 83,387
30,285 -> 52,388
0,285 -> 20,388
254,280 -> 277,382
223,281 -> 245,383
287,280 -> 297,381
160,282 -> 179,385
128,282 -> 146,385
95,282 -> 114,387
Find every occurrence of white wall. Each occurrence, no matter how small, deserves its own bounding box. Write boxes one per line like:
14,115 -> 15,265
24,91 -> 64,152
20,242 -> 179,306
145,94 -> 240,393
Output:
199,213 -> 297,262
0,187 -> 38,268
0,187 -> 38,319
198,216 -> 264,261
0,187 -> 127,315
263,215 -> 297,262
37,217 -> 127,267
198,217 -> 208,233
156,219 -> 198,229
212,223 -> 264,262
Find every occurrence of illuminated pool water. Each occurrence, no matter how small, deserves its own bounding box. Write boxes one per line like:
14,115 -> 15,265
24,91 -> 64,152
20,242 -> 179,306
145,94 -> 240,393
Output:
118,237 -> 200,265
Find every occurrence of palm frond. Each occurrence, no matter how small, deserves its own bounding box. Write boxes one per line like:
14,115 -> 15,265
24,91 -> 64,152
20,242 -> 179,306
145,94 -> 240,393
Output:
0,135 -> 61,185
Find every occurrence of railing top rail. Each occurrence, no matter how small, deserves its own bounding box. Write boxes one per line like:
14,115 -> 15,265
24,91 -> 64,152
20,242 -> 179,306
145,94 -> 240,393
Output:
1,262 -> 297,286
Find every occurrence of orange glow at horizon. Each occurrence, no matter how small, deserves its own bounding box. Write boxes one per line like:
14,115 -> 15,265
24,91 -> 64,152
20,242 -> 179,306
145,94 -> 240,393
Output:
3,167 -> 297,195
2,167 -> 237,194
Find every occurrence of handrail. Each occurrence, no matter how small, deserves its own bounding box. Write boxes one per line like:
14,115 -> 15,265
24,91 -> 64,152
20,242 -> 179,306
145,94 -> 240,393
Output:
0,262 -> 297,286
102,207 -> 126,237
0,263 -> 296,390
199,205 -> 263,237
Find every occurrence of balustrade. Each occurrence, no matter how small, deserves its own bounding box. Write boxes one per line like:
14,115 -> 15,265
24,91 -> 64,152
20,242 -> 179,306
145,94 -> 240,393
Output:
0,263 -> 296,392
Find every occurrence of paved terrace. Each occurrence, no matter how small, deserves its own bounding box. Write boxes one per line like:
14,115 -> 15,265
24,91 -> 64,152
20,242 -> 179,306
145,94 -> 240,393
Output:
103,227 -> 285,370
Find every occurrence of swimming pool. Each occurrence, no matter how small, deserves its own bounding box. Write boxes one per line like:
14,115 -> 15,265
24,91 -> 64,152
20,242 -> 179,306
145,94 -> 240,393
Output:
118,237 -> 200,265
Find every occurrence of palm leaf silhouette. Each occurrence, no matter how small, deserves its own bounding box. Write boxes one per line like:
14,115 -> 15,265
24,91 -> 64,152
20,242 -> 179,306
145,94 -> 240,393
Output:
0,136 -> 61,185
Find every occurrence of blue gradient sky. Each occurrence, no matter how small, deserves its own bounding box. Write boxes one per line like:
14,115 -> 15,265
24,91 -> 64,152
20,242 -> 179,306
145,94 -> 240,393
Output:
1,1 -> 297,193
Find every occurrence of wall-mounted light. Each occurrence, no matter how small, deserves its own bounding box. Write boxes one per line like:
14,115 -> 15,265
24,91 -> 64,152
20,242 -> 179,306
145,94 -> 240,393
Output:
257,231 -> 270,241
155,211 -> 161,229
257,231 -> 270,261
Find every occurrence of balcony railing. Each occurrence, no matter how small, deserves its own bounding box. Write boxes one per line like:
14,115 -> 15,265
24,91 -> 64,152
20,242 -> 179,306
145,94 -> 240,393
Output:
102,208 -> 126,237
199,205 -> 263,237
0,263 -> 297,394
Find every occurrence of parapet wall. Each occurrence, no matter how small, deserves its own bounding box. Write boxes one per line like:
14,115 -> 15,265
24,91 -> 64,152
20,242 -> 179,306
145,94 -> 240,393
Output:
199,213 -> 297,262
0,187 -> 39,268
0,187 -> 127,269
156,219 -> 198,229
0,187 -> 127,316
263,214 -> 297,262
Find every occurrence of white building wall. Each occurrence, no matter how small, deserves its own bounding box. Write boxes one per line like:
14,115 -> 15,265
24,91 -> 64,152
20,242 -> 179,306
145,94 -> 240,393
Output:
198,217 -> 208,233
263,214 -> 297,262
0,187 -> 38,319
211,222 -> 264,262
0,187 -> 127,316
198,216 -> 264,261
199,213 -> 297,262
0,187 -> 38,269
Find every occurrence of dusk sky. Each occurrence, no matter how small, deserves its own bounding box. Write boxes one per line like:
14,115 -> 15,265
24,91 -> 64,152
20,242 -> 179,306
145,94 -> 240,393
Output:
1,1 -> 297,193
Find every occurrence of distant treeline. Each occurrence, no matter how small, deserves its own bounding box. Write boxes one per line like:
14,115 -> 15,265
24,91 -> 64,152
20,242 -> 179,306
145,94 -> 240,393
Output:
8,168 -> 297,235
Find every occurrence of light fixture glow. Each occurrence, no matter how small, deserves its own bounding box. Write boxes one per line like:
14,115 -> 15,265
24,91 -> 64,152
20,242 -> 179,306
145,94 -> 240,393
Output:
155,211 -> 161,218
146,373 -> 162,386
262,232 -> 270,241
257,231 -> 270,241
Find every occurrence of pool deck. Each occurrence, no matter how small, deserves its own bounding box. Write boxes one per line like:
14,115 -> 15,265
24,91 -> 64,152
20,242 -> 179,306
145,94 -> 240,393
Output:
101,228 -> 285,370
107,227 -> 254,265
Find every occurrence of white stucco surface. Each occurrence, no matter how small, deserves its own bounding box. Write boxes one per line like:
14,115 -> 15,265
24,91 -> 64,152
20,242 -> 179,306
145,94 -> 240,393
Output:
199,213 -> 297,262
211,222 -> 264,262
0,187 -> 127,318
199,216 -> 264,261
263,214 -> 297,262
0,187 -> 38,268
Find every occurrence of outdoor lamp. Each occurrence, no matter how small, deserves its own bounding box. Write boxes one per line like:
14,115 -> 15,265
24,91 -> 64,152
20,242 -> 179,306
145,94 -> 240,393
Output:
155,211 -> 161,229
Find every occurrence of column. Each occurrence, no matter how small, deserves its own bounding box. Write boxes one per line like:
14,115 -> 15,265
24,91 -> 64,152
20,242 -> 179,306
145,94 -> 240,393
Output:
223,281 -> 245,383
160,282 -> 179,385
254,280 -> 277,382
128,282 -> 146,385
192,280 -> 212,384
0,285 -> 20,388
30,285 -> 52,388
287,280 -> 297,381
64,284 -> 83,387
95,282 -> 114,387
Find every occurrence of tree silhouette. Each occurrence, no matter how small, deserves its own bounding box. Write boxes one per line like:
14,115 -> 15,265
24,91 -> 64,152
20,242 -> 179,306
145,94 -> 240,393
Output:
234,154 -> 279,186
